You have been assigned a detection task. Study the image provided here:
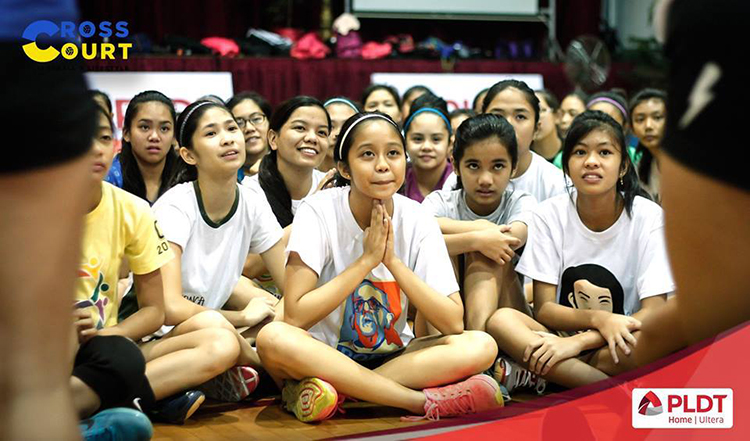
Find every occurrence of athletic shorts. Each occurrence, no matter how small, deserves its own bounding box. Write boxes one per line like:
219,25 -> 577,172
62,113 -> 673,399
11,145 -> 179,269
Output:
661,0 -> 749,191
1,42 -> 96,173
72,335 -> 156,411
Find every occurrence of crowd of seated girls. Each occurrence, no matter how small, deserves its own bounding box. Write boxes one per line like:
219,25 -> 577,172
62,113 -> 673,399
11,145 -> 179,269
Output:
73,79 -> 672,429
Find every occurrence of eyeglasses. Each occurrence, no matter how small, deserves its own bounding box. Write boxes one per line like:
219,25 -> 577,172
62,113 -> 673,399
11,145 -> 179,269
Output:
236,113 -> 267,128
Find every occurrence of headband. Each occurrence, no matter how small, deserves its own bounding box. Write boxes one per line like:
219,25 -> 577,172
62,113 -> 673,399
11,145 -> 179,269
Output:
337,113 -> 400,161
324,98 -> 359,113
179,101 -> 214,147
587,97 -> 629,122
403,107 -> 453,136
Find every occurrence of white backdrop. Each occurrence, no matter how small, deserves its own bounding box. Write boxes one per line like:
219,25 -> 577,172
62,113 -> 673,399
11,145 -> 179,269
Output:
85,72 -> 234,131
370,73 -> 544,111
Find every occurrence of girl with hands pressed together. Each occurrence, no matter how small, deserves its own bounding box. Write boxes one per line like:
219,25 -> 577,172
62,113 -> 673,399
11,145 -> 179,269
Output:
486,111 -> 673,395
256,112 -> 503,423
422,114 -> 536,332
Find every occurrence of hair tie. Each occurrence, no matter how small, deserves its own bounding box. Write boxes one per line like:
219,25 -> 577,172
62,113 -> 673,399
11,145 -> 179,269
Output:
337,113 -> 399,161
403,108 -> 453,136
587,97 -> 629,122
324,98 -> 359,113
179,101 -> 214,147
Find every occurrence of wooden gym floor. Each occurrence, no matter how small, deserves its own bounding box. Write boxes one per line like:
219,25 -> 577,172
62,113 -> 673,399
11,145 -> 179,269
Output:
152,393 -> 542,440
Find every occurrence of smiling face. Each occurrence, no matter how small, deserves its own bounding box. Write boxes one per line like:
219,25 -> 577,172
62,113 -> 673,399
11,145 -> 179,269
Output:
405,112 -> 451,172
269,106 -> 330,171
364,89 -> 402,123
327,103 -> 358,162
123,101 -> 175,165
90,111 -> 116,183
180,107 -> 245,178
485,88 -> 537,158
568,279 -> 614,313
631,98 -> 666,153
558,95 -> 586,136
341,119 -> 407,201
567,128 -> 625,197
456,137 -> 515,216
230,98 -> 269,160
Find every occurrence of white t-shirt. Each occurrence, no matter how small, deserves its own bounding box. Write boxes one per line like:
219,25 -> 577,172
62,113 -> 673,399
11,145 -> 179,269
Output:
512,151 -> 568,203
442,173 -> 458,192
287,187 -> 459,361
242,168 -> 327,215
153,181 -> 283,311
422,188 -> 537,226
517,193 -> 675,316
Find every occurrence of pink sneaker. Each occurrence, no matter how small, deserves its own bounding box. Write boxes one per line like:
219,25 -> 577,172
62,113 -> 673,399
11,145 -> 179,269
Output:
198,366 -> 259,402
405,374 -> 504,421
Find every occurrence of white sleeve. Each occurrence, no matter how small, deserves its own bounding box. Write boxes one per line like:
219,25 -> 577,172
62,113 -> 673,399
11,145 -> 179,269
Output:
507,192 -> 538,225
411,214 -> 460,296
153,198 -> 193,249
421,191 -> 451,218
515,208 -> 561,285
247,193 -> 284,254
286,201 -> 330,277
636,218 -> 676,299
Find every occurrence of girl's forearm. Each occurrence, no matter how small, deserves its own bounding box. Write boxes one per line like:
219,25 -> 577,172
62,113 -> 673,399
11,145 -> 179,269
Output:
387,258 -> 463,335
443,232 -> 480,256
101,305 -> 164,341
285,257 -> 373,330
536,302 -> 601,333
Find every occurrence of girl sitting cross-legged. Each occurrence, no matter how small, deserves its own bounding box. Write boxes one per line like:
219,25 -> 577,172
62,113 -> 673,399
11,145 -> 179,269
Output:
256,112 -> 504,423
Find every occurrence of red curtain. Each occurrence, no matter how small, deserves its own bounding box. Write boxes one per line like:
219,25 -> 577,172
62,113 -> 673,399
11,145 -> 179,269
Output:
86,56 -> 632,106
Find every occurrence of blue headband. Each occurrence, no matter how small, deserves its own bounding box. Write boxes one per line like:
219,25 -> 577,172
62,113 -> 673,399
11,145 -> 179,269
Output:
403,108 -> 453,136
324,98 -> 359,113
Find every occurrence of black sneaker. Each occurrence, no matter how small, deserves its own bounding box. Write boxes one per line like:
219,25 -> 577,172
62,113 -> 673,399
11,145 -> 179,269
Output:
148,390 -> 205,424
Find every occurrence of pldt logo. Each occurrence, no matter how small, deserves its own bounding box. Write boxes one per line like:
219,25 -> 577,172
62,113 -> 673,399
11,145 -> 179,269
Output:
632,388 -> 733,429
22,20 -> 132,63
637,390 -> 663,416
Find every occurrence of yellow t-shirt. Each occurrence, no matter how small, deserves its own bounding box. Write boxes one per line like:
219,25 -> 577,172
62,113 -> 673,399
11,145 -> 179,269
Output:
75,182 -> 174,329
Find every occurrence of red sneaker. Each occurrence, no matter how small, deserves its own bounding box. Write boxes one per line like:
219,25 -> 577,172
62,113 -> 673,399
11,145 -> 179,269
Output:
199,366 -> 259,402
405,374 -> 504,421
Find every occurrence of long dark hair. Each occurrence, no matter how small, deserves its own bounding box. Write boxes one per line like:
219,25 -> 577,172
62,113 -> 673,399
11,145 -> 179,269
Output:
171,100 -> 234,185
561,110 -> 650,217
120,90 -> 179,202
258,96 -> 331,227
629,88 -> 667,189
452,114 -> 518,190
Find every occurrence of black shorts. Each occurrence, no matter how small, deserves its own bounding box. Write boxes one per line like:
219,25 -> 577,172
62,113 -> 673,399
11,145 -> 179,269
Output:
72,335 -> 156,411
661,0 -> 749,191
0,42 -> 96,173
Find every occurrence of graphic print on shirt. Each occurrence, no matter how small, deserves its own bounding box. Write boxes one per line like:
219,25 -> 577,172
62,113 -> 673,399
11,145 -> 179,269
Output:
337,279 -> 403,361
559,263 -> 624,315
75,257 -> 110,329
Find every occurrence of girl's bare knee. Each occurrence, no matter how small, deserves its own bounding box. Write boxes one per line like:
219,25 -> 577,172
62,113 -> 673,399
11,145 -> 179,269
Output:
192,310 -> 233,330
452,331 -> 498,372
256,321 -> 302,367
200,328 -> 240,374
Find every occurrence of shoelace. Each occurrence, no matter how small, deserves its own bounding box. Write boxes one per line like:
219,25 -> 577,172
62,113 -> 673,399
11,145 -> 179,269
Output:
514,366 -> 537,389
401,387 -> 476,422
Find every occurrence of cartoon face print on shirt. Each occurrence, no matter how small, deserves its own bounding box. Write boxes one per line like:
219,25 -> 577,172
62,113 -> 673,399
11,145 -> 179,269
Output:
559,264 -> 624,315
337,279 -> 403,361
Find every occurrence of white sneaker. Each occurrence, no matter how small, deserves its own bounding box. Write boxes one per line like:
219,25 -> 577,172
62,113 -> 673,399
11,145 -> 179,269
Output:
493,356 -> 547,395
